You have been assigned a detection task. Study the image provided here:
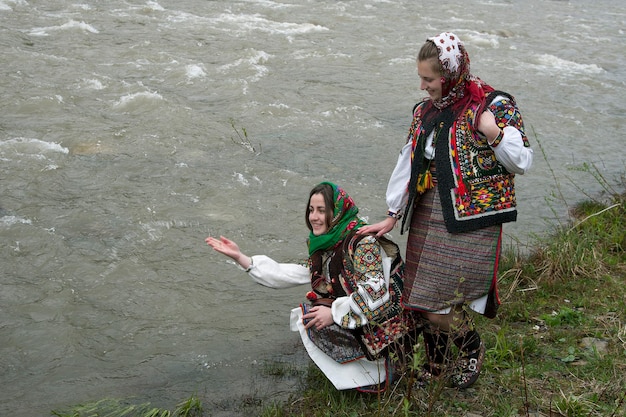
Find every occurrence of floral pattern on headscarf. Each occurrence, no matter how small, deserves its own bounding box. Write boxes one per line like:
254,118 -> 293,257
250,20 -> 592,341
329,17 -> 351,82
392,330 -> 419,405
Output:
307,182 -> 366,256
427,32 -> 492,112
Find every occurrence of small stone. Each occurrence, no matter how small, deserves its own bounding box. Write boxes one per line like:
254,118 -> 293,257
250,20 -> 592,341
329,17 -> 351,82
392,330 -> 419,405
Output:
580,337 -> 609,356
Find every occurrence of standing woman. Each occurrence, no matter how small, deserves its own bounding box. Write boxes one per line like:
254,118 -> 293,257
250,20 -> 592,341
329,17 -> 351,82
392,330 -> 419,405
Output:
359,32 -> 533,388
206,182 -> 419,393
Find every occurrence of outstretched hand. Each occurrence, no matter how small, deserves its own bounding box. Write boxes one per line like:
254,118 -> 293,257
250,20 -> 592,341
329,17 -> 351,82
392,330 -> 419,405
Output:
205,235 -> 252,271
357,217 -> 397,237
205,235 -> 241,258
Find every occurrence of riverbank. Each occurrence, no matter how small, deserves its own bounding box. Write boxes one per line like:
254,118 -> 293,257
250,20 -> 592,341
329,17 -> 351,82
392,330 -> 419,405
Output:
266,184 -> 625,417
52,173 -> 625,417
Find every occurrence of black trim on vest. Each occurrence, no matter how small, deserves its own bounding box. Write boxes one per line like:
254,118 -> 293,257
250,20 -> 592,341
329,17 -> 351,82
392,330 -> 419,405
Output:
434,91 -> 518,234
401,91 -> 520,234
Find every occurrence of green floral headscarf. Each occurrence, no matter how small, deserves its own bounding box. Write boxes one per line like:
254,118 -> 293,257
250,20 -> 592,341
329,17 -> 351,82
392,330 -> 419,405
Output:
307,182 -> 366,255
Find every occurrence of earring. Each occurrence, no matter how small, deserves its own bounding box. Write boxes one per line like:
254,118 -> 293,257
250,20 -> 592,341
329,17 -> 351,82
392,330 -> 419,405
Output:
440,77 -> 446,84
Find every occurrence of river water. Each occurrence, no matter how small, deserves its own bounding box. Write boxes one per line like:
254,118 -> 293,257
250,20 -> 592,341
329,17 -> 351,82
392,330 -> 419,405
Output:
1,0 -> 624,415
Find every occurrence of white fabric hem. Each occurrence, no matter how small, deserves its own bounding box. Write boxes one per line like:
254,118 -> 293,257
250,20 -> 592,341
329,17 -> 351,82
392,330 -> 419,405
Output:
290,307 -> 386,390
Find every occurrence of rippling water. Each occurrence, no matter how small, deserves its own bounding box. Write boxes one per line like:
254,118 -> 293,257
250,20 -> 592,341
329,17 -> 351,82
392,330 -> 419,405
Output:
1,0 -> 625,415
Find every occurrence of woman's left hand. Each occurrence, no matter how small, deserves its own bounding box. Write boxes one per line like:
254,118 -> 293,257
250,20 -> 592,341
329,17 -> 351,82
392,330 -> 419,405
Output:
302,306 -> 334,330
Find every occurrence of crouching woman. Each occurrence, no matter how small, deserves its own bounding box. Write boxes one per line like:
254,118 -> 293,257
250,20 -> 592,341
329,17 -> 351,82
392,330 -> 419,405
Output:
206,182 -> 420,392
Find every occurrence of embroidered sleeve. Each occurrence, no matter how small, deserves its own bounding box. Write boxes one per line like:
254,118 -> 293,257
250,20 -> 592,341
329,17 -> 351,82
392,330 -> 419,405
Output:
488,97 -> 533,174
331,236 -> 391,329
488,97 -> 531,148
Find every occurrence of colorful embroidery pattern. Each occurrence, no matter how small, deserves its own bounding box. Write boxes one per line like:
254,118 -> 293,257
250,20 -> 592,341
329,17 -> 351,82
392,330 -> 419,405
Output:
341,236 -> 411,357
360,311 -> 418,358
306,233 -> 418,360
449,96 -> 526,219
341,237 -> 389,327
490,98 -> 529,146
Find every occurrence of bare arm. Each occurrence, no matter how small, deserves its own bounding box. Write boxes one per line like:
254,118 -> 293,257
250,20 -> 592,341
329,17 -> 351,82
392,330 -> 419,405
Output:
477,110 -> 501,144
478,97 -> 533,174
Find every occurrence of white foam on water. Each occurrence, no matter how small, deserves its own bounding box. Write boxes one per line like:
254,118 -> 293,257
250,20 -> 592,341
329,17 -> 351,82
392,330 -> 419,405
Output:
233,172 -> 250,186
462,30 -> 500,49
146,1 -> 165,12
219,50 -> 271,70
218,50 -> 272,83
0,216 -> 32,226
81,78 -> 106,90
534,54 -> 604,76
72,3 -> 92,11
231,172 -> 263,187
0,0 -> 27,11
28,19 -> 99,36
246,0 -> 293,9
185,64 -> 207,80
215,12 -> 329,36
0,137 -> 70,155
388,56 -> 414,66
268,103 -> 290,110
112,91 -> 164,110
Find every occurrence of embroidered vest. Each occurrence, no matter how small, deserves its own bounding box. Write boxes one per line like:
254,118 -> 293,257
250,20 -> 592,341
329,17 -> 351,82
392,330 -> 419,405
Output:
408,91 -> 530,234
308,232 -> 419,359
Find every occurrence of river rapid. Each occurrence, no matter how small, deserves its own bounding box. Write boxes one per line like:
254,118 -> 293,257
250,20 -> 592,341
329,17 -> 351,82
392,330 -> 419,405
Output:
1,0 -> 625,415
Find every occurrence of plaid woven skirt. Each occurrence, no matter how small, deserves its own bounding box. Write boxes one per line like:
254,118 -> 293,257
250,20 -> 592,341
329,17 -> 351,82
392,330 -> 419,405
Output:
402,181 -> 502,314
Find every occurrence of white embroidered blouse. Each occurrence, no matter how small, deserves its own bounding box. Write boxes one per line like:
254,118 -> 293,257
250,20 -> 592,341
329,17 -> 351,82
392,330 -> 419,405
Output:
245,235 -> 392,330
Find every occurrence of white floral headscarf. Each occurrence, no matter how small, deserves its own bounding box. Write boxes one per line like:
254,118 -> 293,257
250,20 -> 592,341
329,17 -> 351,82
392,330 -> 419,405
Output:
426,32 -> 494,112
429,32 -> 466,80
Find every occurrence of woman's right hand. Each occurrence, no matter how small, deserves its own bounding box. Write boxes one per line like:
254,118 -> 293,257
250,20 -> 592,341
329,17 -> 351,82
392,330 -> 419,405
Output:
205,236 -> 251,269
357,217 -> 397,237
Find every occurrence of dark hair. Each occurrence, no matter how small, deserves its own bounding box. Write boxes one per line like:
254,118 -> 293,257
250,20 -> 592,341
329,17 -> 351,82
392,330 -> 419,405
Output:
305,183 -> 334,232
418,40 -> 442,75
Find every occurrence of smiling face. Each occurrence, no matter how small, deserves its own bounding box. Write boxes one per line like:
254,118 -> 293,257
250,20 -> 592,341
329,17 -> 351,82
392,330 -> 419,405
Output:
308,193 -> 330,236
418,58 -> 443,102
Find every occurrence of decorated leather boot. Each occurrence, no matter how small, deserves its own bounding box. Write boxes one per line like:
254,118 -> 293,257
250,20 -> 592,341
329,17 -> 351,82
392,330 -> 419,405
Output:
451,327 -> 485,389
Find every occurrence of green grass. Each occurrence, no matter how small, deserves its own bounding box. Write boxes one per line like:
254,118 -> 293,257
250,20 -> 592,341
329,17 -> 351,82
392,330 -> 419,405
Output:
51,168 -> 625,416
51,395 -> 203,417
